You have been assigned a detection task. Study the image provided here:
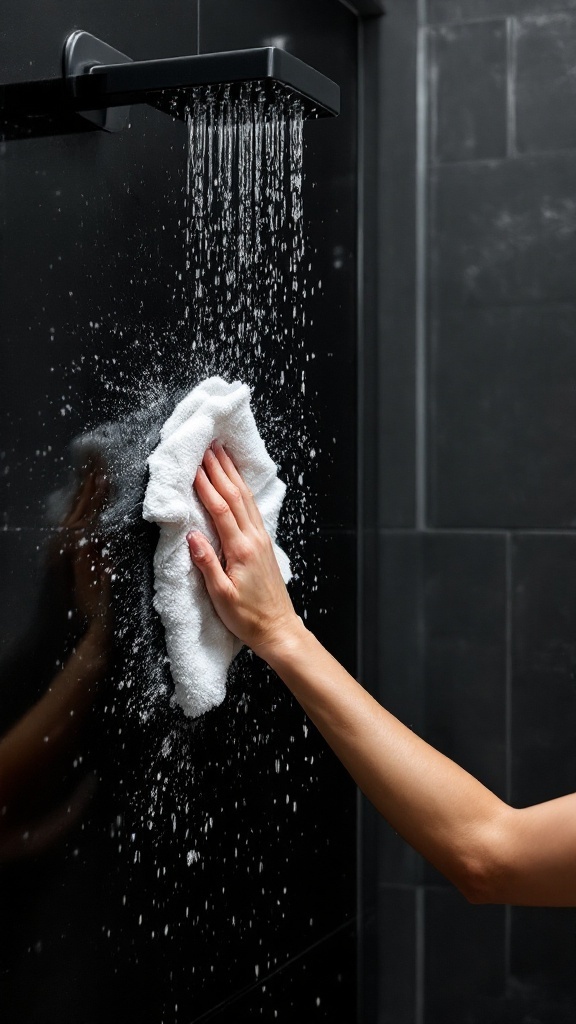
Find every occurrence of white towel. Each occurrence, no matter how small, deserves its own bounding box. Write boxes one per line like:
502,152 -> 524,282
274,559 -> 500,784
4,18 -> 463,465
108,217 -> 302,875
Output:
142,376 -> 291,718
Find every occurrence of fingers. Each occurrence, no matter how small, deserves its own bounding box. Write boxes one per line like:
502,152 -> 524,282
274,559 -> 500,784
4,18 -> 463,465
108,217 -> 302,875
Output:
209,441 -> 264,530
201,447 -> 252,532
194,464 -> 245,550
187,530 -> 235,604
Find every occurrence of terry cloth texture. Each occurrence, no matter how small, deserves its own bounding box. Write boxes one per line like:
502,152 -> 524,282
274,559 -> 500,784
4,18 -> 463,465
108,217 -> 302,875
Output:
142,377 -> 291,718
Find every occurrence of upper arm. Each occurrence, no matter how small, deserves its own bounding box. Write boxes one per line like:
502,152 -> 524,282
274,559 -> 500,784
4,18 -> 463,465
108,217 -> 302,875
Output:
484,793 -> 576,906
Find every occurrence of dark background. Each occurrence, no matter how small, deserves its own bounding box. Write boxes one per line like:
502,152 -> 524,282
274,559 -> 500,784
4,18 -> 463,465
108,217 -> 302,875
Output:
368,1 -> 576,1022
0,2 -> 359,1021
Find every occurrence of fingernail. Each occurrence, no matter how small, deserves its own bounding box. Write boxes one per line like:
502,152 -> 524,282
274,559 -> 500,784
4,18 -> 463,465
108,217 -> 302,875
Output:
187,531 -> 204,557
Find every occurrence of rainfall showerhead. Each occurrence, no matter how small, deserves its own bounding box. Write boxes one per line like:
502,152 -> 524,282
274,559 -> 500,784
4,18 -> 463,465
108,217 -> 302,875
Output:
0,30 -> 340,140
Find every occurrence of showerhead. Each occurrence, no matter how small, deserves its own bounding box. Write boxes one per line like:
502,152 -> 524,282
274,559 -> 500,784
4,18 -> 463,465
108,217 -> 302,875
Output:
0,30 -> 340,140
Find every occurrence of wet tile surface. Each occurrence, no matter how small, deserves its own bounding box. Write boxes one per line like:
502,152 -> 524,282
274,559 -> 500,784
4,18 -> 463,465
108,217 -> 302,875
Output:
0,0 -> 359,1020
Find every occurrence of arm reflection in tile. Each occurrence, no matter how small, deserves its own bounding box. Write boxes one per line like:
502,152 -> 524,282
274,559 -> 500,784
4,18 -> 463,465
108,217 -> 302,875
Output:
0,461 -> 112,863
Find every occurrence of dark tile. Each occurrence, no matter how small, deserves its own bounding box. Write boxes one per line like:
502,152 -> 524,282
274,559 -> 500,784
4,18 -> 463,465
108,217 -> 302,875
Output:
425,887 -> 507,1022
516,14 -> 576,154
377,887 -> 417,1024
377,312 -> 416,529
429,0 -> 576,23
509,907 -> 576,1020
199,921 -> 356,1022
429,305 -> 576,528
307,530 -> 357,674
430,21 -> 508,164
373,0 -> 418,528
422,533 -> 507,800
0,0 -> 199,83
376,533 -> 507,886
511,535 -> 576,807
432,154 -> 576,307
376,533 -> 425,886
200,0 -> 359,530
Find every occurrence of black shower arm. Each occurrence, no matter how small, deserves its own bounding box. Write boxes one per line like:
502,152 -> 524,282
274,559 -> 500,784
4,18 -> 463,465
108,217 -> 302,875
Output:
0,29 -> 339,140
69,45 -> 341,118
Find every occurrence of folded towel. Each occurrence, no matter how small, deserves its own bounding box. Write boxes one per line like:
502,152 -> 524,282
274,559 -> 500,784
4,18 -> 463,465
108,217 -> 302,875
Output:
142,376 -> 291,718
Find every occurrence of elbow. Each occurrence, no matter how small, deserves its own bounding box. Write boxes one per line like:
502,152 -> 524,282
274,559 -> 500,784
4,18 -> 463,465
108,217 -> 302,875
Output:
452,814 -> 516,905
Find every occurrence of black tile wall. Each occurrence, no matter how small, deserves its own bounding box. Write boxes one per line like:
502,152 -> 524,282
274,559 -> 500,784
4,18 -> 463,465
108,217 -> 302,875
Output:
201,0 -> 359,532
376,0 -> 418,528
511,535 -> 576,807
516,14 -> 576,155
371,1 -> 576,1021
432,154 -> 576,309
430,20 -> 508,165
0,1 -> 360,1021
430,305 -> 576,528
377,887 -> 417,1024
429,0 -> 576,23
425,888 -> 507,1022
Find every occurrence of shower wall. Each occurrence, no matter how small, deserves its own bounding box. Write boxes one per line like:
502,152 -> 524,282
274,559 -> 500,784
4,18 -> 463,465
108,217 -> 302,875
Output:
368,1 -> 576,1021
0,2 -> 359,1022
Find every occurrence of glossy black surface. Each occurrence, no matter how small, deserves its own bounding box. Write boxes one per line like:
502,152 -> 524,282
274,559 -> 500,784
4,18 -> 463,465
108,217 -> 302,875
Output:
429,0 -> 576,21
0,1 -> 359,1021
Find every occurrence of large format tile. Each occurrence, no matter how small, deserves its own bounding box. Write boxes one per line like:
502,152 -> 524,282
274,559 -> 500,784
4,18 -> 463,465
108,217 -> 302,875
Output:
374,0 -> 418,528
509,907 -> 576,1020
429,20 -> 508,164
425,887 -> 507,1022
511,535 -> 576,807
376,532 -> 507,886
432,154 -> 576,307
516,14 -> 576,155
429,305 -> 576,528
377,887 -> 418,1024
428,0 -> 576,23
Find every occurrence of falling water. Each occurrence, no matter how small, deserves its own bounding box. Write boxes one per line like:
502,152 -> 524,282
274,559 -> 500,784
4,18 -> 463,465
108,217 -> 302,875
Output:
183,82 -> 305,375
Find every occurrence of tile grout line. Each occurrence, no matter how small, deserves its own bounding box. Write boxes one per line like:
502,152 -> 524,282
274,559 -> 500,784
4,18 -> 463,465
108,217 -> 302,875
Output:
506,17 -> 518,159
415,0 -> 429,534
505,531 -> 513,982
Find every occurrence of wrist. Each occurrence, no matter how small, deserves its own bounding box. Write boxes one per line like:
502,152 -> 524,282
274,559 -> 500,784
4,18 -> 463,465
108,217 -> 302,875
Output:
252,615 -> 311,669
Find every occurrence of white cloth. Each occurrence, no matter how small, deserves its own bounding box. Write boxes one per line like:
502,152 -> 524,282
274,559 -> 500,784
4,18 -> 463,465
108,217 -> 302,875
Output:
142,377 -> 291,718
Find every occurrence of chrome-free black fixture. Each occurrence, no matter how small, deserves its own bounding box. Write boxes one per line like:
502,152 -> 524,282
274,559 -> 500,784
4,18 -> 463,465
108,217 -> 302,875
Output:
0,30 -> 340,140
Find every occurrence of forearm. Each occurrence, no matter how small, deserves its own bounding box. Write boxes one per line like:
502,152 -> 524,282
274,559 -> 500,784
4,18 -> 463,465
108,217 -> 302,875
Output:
263,624 -> 512,901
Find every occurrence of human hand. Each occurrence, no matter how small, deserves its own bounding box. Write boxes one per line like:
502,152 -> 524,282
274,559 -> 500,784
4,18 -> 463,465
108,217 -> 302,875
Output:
187,441 -> 305,658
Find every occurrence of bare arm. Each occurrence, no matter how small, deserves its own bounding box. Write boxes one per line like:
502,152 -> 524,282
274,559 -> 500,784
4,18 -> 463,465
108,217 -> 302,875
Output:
187,441 -> 576,907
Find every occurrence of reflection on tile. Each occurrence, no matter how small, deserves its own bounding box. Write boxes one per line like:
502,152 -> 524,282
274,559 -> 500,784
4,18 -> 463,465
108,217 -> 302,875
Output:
430,21 -> 508,164
428,0 -> 576,22
430,305 -> 576,528
511,535 -> 576,807
516,14 -> 576,154
432,154 -> 576,307
197,921 -> 356,1022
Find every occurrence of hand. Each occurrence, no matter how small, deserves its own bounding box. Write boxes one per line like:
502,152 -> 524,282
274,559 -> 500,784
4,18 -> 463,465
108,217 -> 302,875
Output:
187,441 -> 304,658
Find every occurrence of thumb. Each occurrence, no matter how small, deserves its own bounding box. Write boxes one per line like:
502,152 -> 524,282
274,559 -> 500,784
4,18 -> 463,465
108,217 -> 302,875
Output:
187,531 -> 230,596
